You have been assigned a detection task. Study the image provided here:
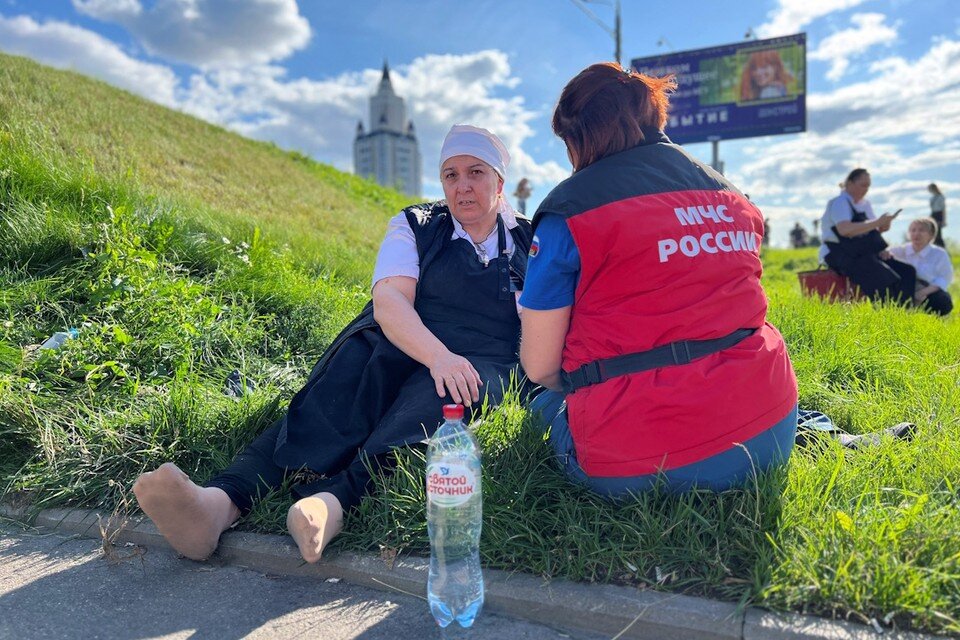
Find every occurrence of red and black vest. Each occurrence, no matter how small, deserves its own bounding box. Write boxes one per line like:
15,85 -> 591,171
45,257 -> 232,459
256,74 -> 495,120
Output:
532,131 -> 797,477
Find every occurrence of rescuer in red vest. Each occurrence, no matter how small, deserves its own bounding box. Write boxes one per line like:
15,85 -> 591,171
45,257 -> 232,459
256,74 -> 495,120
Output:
519,62 -> 799,497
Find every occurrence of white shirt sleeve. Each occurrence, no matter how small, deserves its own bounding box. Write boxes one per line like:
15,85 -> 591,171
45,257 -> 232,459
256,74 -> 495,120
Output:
931,194 -> 945,212
930,248 -> 954,290
371,213 -> 419,289
888,244 -> 907,261
821,196 -> 847,245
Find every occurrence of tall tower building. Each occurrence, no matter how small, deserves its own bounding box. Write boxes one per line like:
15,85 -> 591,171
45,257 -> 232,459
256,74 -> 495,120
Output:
353,62 -> 422,197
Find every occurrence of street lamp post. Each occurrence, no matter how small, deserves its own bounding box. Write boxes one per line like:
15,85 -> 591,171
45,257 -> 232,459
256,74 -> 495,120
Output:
571,0 -> 622,65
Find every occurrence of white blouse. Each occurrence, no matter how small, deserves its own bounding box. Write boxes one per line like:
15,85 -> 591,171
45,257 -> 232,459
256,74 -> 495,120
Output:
889,243 -> 954,289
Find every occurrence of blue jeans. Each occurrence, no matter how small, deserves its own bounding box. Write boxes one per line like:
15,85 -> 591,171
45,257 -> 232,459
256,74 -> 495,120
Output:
529,390 -> 797,498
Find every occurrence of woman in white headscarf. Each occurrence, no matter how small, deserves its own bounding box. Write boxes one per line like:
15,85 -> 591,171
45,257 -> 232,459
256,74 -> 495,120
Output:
133,125 -> 532,563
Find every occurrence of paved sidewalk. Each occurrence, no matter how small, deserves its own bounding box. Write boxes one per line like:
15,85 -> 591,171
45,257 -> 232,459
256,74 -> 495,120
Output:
0,522 -> 598,640
0,505 -> 947,640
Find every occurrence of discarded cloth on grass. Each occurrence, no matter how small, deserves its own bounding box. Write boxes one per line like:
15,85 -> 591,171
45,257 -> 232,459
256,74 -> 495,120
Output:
795,408 -> 915,450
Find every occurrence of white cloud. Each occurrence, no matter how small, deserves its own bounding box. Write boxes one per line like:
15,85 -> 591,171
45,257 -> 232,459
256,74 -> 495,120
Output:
177,64 -> 371,169
808,38 -> 960,143
810,13 -> 898,80
757,0 -> 868,38
177,50 -> 569,198
72,0 -> 311,68
390,51 -> 569,194
72,0 -> 141,22
0,13 -> 178,106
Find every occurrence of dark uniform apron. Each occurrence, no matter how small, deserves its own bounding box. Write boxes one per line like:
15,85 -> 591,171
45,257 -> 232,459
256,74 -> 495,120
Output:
207,204 -> 531,511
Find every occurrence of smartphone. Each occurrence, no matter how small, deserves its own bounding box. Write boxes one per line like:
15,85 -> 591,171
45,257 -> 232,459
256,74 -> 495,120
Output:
890,208 -> 903,217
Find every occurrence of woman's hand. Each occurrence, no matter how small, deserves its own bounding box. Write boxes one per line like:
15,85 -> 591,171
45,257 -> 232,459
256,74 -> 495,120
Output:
429,351 -> 482,405
914,284 -> 939,305
876,212 -> 897,232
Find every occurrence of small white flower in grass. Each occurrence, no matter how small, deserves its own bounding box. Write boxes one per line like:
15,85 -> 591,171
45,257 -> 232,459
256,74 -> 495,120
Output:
325,578 -> 340,583
221,236 -> 230,244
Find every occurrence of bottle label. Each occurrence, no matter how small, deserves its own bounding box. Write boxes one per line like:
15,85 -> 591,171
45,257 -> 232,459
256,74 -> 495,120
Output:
426,462 -> 478,507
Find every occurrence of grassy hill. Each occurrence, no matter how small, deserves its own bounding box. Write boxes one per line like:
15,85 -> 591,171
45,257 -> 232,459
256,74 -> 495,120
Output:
2,53 -> 958,636
0,53 -> 411,283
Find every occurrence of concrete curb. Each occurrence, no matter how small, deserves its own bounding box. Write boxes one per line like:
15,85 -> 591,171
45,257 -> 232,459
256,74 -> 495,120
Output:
0,504 -> 947,640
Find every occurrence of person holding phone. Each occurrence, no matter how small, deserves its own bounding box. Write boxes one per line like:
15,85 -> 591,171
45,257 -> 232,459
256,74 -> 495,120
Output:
818,168 -> 916,304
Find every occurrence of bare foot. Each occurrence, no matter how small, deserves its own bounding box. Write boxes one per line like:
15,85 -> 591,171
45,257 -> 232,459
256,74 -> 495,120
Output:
286,492 -> 344,563
133,462 -> 239,560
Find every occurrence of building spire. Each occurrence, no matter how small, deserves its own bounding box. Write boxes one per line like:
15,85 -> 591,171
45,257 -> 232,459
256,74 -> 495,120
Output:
381,59 -> 390,82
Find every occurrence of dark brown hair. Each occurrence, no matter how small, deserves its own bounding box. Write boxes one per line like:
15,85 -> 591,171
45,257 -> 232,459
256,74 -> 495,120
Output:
553,62 -> 676,171
845,168 -> 869,184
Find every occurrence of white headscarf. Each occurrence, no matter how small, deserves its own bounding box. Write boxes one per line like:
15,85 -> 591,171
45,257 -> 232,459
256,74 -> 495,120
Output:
439,124 -> 510,178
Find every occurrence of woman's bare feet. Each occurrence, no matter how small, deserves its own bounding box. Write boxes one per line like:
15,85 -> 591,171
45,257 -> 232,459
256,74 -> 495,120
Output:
132,462 -> 239,561
286,492 -> 344,563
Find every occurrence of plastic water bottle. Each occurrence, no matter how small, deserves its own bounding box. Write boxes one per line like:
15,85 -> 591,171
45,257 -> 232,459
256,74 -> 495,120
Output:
39,328 -> 79,350
426,403 -> 484,628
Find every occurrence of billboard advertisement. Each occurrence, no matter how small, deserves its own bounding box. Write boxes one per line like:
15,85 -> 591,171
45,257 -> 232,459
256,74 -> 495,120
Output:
630,33 -> 806,145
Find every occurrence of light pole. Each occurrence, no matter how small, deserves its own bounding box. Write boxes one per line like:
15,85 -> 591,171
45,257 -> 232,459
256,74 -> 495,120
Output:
570,0 -> 622,65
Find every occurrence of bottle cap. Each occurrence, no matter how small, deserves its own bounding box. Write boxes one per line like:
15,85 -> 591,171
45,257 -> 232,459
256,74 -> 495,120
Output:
442,404 -> 464,420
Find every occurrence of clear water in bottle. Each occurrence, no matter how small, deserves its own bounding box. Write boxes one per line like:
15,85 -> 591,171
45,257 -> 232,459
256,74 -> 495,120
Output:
426,403 -> 484,628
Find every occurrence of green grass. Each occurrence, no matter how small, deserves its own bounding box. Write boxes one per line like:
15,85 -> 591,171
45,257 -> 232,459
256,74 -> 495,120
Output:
3,53 -> 960,636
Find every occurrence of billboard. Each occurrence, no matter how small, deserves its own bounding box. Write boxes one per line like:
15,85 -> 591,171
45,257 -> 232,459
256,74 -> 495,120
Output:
631,33 -> 806,145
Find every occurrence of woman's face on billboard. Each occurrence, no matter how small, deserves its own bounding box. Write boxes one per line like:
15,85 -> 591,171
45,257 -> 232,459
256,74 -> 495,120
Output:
753,64 -> 776,87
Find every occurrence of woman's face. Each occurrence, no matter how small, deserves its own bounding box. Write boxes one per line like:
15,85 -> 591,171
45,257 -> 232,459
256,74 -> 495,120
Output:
752,64 -> 776,87
846,174 -> 871,202
908,221 -> 934,249
440,155 -> 502,225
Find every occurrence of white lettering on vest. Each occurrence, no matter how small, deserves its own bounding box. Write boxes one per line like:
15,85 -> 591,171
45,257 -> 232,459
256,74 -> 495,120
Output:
659,198 -> 754,262
675,203 -> 734,226
679,236 -> 699,257
674,207 -> 703,226
716,231 -> 732,251
701,233 -> 717,253
658,238 -> 679,262
657,231 -> 759,263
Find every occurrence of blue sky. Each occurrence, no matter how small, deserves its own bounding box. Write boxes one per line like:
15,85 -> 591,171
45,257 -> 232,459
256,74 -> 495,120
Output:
1,0 -> 958,246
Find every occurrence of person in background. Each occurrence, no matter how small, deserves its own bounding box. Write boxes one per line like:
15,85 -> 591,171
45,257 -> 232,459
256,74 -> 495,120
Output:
888,217 -> 953,315
519,62 -> 797,498
928,183 -> 946,248
789,222 -> 809,248
133,124 -> 532,562
514,177 -> 533,215
818,168 -> 916,304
